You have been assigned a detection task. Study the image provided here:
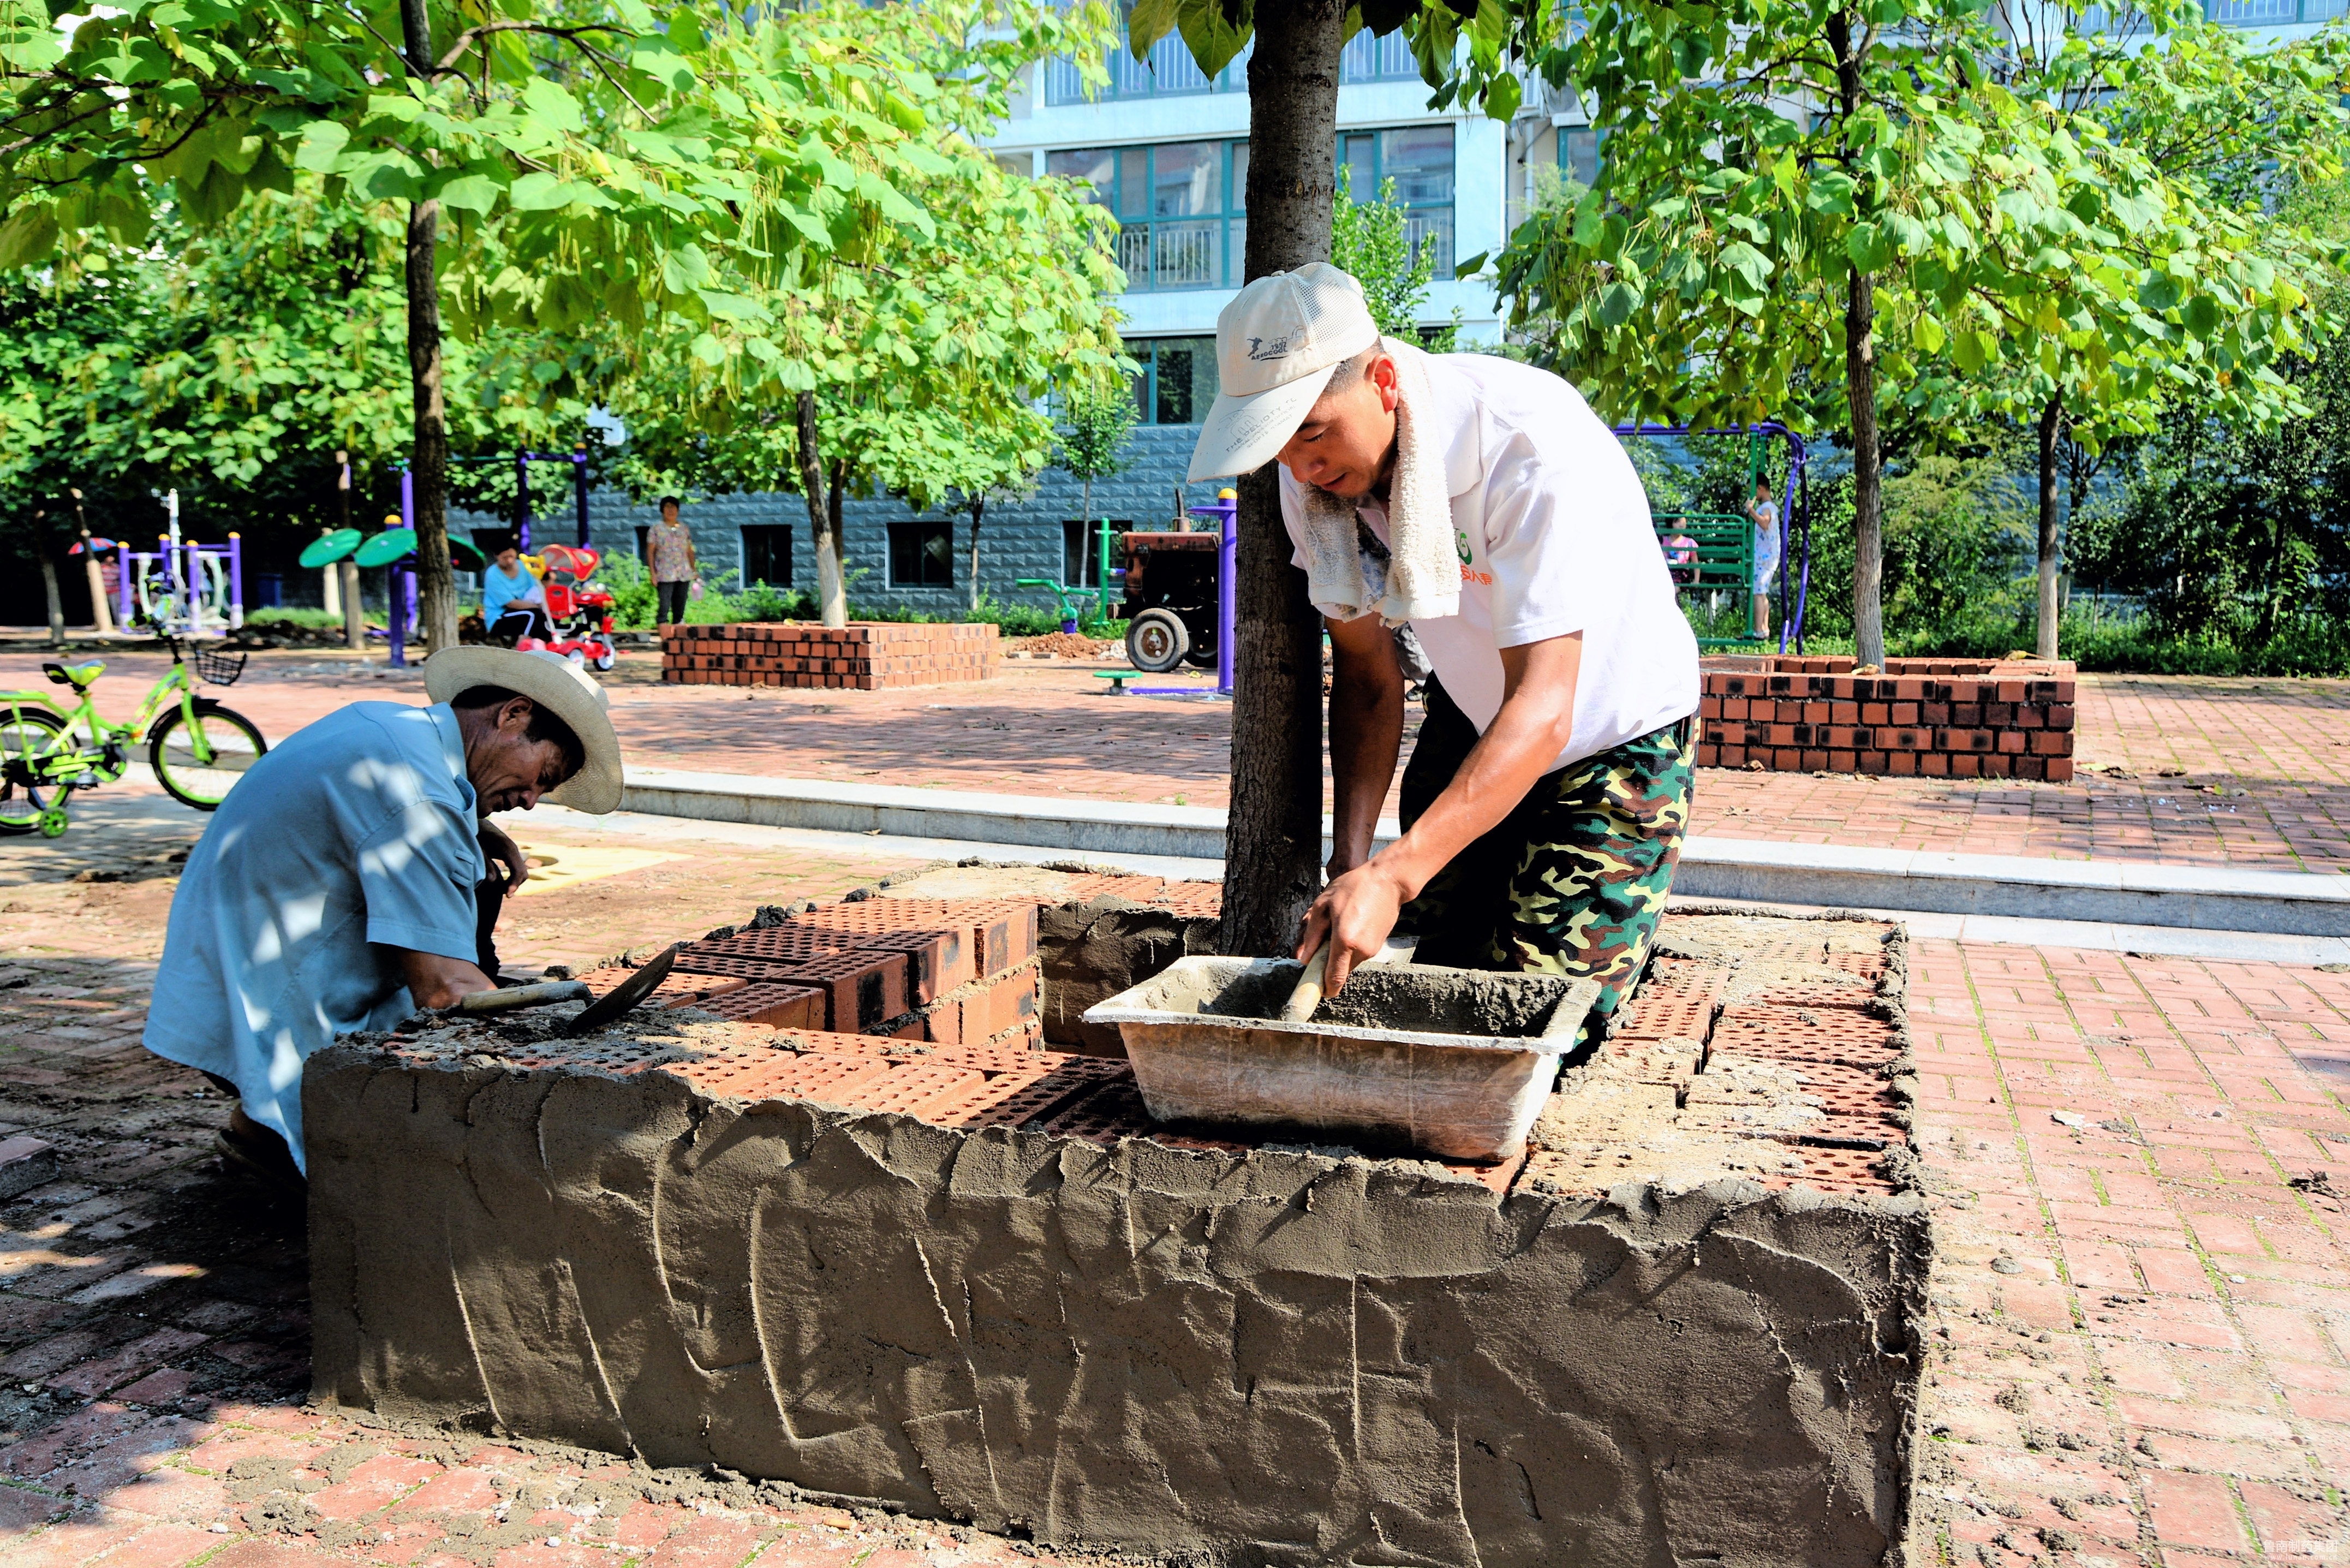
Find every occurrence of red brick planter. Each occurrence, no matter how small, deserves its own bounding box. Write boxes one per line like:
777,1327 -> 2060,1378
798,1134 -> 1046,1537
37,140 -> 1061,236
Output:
661,621 -> 1000,689
1697,654 -> 2077,780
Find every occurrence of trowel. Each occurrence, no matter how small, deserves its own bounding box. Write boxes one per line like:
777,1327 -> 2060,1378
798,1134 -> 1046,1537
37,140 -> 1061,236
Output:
439,943 -> 682,1035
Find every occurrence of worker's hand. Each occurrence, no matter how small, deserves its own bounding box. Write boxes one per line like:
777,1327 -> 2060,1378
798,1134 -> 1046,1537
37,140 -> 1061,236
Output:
478,821 -> 529,893
398,949 -> 497,1011
1297,859 -> 1410,997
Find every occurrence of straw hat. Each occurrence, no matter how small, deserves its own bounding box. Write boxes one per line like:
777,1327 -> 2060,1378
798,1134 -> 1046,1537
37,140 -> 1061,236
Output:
421,646 -> 623,813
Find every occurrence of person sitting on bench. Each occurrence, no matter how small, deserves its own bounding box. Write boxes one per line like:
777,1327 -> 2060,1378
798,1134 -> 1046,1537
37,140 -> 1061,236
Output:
483,540 -> 552,642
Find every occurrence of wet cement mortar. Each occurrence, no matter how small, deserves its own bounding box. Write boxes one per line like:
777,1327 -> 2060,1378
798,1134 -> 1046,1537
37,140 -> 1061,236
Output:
305,904 -> 1933,1568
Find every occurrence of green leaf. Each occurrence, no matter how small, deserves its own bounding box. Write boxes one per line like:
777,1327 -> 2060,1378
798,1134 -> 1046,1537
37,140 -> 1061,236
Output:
1173,0 -> 1250,80
0,204 -> 58,269
521,79 -> 584,136
1846,222 -> 1891,273
507,171 -> 575,211
434,172 -> 503,214
1482,69 -> 1520,123
291,119 -> 350,174
1453,251 -> 1489,279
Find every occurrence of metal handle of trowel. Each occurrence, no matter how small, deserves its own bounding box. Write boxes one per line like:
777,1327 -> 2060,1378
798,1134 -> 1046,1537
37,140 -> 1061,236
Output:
1280,942 -> 1331,1023
445,979 -> 592,1016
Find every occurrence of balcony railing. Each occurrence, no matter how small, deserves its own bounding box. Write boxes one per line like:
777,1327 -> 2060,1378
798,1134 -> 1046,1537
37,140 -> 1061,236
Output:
1046,23 -> 1420,105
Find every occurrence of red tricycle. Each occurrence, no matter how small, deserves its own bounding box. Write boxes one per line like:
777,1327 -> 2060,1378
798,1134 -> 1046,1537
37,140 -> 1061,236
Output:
510,544 -> 619,671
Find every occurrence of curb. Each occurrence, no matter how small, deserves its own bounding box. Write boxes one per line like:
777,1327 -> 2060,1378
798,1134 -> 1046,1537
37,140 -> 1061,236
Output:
618,767 -> 2350,937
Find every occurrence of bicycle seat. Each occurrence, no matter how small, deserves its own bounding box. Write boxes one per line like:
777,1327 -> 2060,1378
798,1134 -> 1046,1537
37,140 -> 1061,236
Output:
41,661 -> 104,689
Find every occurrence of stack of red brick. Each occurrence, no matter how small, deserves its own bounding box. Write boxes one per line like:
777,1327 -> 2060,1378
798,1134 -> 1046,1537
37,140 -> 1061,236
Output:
1696,654 -> 2075,780
661,622 -> 1000,690
1554,923 -> 1908,1197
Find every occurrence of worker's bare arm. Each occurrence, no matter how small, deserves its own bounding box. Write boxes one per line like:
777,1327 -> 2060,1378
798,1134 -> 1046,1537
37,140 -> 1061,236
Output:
1297,632 -> 1583,993
398,948 -> 497,1011
1325,612 -> 1406,878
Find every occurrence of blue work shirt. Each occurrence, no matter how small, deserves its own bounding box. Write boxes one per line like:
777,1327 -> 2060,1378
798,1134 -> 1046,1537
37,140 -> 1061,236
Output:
144,702 -> 483,1171
482,561 -> 542,618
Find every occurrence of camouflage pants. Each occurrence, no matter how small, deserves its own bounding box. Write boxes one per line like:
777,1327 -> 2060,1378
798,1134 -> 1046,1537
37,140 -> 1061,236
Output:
1395,678 -> 1696,1053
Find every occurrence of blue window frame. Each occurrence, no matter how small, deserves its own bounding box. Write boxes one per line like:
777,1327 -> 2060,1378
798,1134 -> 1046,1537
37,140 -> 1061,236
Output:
1560,124 -> 1607,188
1046,21 -> 1421,103
1340,126 -> 1457,275
1048,142 -> 1244,290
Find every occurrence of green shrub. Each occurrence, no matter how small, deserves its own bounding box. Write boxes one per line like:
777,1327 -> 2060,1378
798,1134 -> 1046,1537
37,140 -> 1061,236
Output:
246,606 -> 342,630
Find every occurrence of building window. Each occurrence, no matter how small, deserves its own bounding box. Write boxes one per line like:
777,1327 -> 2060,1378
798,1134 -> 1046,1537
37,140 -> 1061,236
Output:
888,521 -> 954,588
1339,126 -> 1455,275
741,524 -> 793,588
1052,129 -> 1450,293
1063,521 -> 1111,588
1126,337 -> 1221,426
1045,22 -> 1419,103
1049,141 -> 1243,291
1560,125 -> 1607,189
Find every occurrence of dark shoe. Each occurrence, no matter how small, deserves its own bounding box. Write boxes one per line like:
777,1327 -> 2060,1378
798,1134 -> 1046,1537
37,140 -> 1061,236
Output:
218,1105 -> 307,1200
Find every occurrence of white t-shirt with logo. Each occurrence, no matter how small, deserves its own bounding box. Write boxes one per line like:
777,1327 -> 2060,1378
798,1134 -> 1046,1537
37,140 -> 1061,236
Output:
1279,344 -> 1699,773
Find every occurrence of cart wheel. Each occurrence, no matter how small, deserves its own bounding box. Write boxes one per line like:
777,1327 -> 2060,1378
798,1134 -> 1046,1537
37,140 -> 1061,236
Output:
1125,609 -> 1189,673
592,649 -> 616,672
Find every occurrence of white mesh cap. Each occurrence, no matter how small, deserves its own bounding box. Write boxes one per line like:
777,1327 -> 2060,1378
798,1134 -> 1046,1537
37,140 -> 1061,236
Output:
1188,263 -> 1381,482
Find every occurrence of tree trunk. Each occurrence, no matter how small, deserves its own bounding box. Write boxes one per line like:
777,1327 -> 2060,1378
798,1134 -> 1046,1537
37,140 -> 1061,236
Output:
80,532 -> 113,634
796,391 -> 846,628
1221,0 -> 1347,958
2036,395 -> 2063,660
828,459 -> 848,613
969,495 -> 984,612
39,551 -> 64,647
401,0 -> 454,655
1829,13 -> 1884,669
342,561 -> 365,650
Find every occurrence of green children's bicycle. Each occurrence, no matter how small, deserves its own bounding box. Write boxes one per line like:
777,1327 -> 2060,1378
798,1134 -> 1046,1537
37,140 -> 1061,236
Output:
0,624 -> 269,838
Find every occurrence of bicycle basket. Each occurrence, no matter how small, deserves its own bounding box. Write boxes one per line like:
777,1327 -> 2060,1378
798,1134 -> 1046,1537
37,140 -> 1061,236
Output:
193,647 -> 248,687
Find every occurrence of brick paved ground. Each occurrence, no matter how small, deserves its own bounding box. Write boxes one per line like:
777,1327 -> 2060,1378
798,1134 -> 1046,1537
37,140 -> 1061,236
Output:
4,787 -> 2348,1565
1906,945 -> 2350,1565
8,651 -> 2345,871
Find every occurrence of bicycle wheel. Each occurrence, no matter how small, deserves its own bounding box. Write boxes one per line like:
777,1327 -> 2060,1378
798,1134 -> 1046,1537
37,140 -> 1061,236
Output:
148,705 -> 267,810
0,707 -> 65,835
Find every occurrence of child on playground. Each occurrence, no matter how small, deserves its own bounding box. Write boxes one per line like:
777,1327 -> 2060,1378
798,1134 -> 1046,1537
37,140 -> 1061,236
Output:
1746,479 -> 1781,639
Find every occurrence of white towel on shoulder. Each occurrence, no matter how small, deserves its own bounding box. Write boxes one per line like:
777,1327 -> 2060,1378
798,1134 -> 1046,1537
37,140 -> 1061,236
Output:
1295,338 -> 1460,628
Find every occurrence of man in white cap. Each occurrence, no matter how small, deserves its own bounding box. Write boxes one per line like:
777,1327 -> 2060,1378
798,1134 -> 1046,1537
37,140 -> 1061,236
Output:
1190,263 -> 1698,1048
143,646 -> 624,1189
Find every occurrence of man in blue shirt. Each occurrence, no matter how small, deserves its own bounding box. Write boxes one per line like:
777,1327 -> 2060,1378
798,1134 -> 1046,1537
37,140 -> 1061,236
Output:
144,647 -> 623,1191
482,540 -> 551,642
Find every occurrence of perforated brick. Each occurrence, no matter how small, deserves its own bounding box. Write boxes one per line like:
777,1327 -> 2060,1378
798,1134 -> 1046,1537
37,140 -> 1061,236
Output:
755,949 -> 908,1034
665,1051 -> 893,1105
837,1063 -> 988,1118
792,899 -> 1039,975
1709,1007 -> 1901,1066
1613,993 -> 1713,1041
767,1028 -> 908,1058
915,1063 -> 1123,1131
693,926 -> 851,963
919,964 -> 1040,1045
576,966 -> 749,1009
670,950 -> 811,982
1037,1078 -> 1156,1144
851,926 -> 974,1003
695,983 -> 826,1030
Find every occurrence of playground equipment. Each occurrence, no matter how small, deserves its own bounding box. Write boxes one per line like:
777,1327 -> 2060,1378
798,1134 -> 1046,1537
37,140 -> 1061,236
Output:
1614,422 -> 1814,652
1119,490 -> 1237,689
356,524 -> 421,667
112,491 -> 245,636
0,620 -> 269,837
507,542 -> 619,671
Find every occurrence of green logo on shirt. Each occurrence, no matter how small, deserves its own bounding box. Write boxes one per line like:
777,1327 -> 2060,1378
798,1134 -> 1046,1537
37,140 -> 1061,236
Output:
1456,528 -> 1472,564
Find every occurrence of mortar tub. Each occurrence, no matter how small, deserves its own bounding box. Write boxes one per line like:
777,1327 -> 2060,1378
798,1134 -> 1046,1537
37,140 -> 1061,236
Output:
1083,957 -> 1598,1161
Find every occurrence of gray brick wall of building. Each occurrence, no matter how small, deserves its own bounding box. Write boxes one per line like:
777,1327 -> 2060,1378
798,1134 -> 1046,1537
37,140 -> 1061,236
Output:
451,426 -> 1214,619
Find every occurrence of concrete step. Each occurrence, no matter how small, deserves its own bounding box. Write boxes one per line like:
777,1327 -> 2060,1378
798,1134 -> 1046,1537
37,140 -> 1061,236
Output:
619,767 -> 2350,937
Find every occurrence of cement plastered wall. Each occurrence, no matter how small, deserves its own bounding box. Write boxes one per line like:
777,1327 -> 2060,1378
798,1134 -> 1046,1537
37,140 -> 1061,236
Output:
307,1046 -> 1928,1567
449,425 -> 1206,619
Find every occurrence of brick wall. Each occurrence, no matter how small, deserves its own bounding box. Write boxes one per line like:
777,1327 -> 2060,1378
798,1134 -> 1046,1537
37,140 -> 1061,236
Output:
661,621 -> 1001,689
1698,654 -> 2077,780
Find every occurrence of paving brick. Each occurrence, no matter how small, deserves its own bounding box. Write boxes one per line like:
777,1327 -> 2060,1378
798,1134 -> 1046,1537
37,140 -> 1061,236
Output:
2140,1469 -> 2254,1553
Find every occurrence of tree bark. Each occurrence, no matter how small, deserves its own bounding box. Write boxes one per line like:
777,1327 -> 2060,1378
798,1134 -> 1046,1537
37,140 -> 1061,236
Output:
399,0 -> 454,655
795,391 -> 846,627
38,550 -> 64,647
1830,12 -> 1884,669
968,494 -> 984,612
1221,0 -> 1347,958
80,533 -> 113,634
2036,394 -> 2063,660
